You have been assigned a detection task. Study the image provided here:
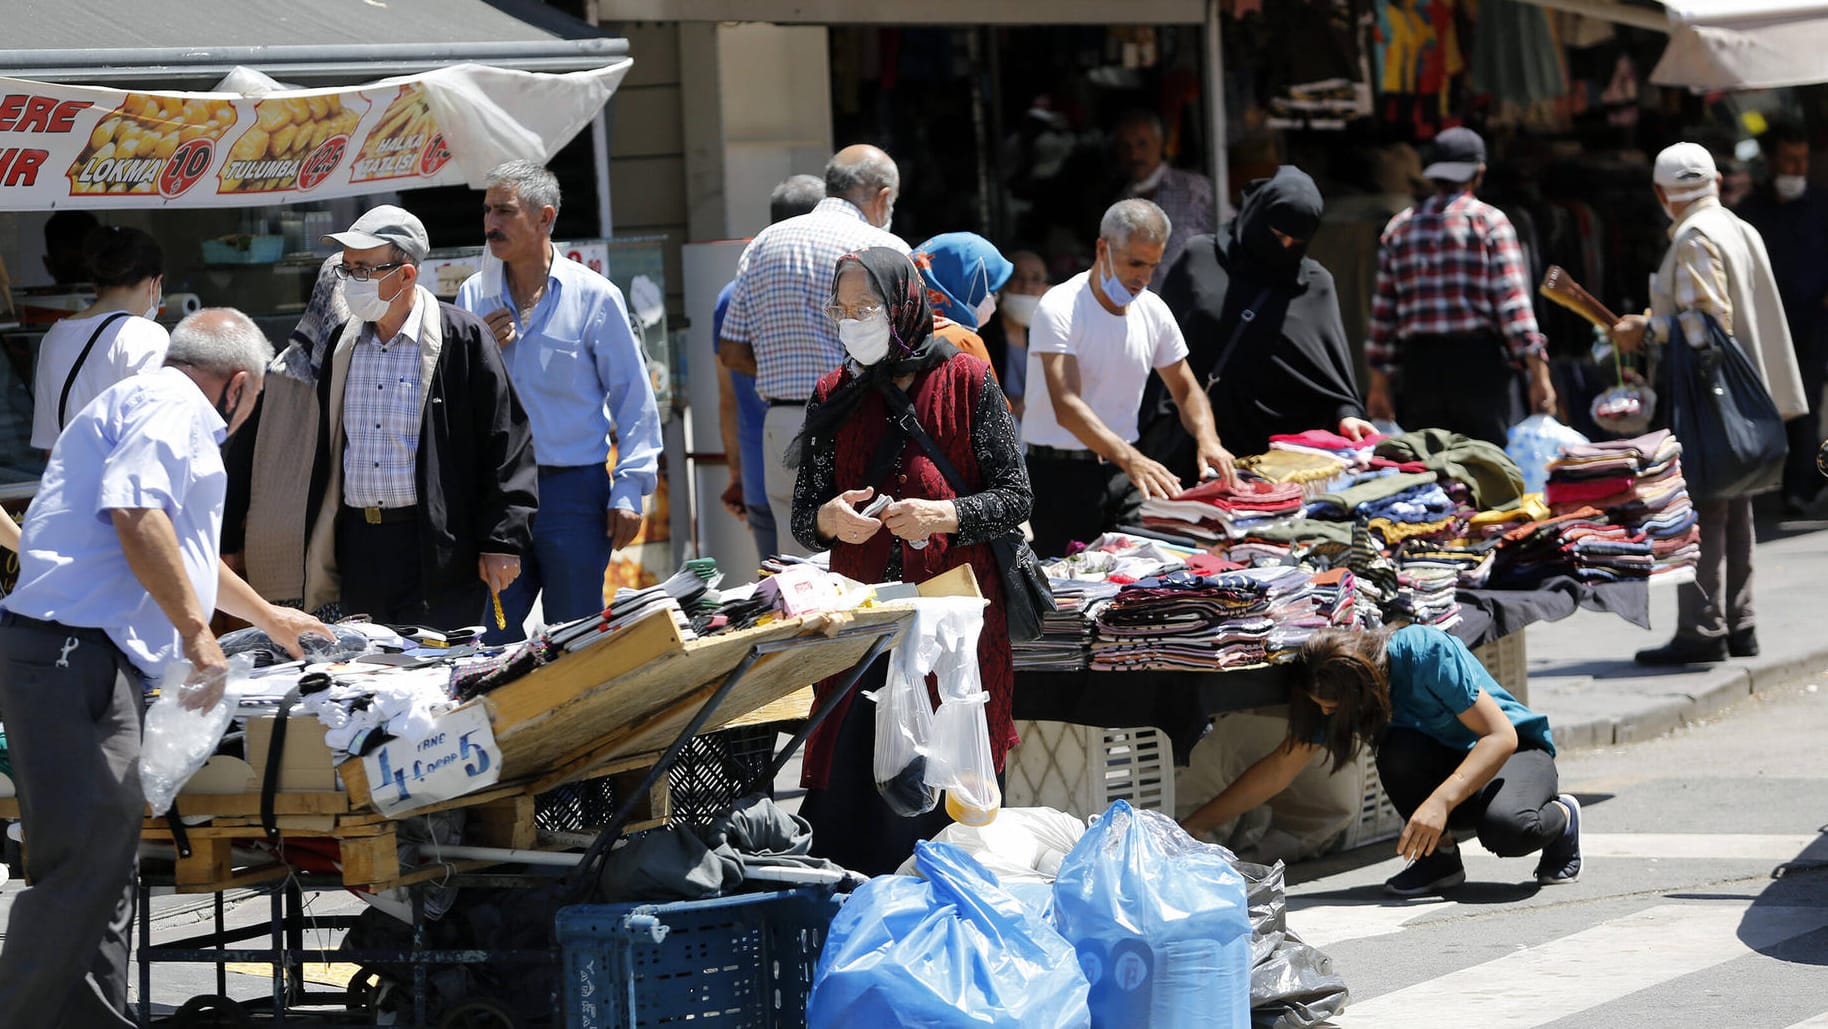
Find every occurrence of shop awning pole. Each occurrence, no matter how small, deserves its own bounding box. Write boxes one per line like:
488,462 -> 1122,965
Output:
1204,0 -> 1229,217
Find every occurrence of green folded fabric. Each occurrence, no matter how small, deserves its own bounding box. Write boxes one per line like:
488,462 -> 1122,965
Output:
1374,428 -> 1525,509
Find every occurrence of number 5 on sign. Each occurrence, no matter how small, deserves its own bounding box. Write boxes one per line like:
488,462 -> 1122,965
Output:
362,704 -> 503,817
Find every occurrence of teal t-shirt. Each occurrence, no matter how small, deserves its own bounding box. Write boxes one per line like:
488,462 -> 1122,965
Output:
1383,625 -> 1555,756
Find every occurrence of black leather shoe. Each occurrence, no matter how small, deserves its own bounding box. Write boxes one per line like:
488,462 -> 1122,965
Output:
1634,636 -> 1726,665
1728,628 -> 1759,658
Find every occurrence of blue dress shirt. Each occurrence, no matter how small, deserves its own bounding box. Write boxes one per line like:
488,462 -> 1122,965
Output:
711,280 -> 768,508
456,245 -> 661,513
5,367 -> 228,677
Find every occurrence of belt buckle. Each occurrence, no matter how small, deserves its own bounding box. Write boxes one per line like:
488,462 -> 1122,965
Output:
363,506 -> 382,525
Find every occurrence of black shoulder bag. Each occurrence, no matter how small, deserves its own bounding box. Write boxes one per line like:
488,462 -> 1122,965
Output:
879,387 -> 1056,642
1136,286 -> 1272,483
58,311 -> 132,429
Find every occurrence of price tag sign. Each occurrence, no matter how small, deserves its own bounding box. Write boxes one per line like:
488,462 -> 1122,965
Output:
361,704 -> 501,817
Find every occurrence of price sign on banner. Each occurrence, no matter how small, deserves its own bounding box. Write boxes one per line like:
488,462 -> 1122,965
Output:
361,704 -> 502,817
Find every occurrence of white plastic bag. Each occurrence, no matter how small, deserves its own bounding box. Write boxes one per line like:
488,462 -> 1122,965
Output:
895,807 -> 1089,884
913,597 -> 1001,824
139,654 -> 252,815
869,605 -> 942,817
1505,414 -> 1588,495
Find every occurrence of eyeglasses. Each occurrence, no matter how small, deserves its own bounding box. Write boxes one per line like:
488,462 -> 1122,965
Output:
333,261 -> 406,282
824,302 -> 884,322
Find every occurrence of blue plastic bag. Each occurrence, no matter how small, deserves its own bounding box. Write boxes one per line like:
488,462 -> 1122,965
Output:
1052,801 -> 1253,1029
807,841 -> 1091,1029
1505,414 -> 1588,495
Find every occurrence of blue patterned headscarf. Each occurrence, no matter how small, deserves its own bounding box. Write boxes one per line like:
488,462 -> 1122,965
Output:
912,232 -> 1014,331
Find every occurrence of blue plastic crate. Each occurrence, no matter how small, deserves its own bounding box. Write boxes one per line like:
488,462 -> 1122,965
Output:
556,887 -> 845,1029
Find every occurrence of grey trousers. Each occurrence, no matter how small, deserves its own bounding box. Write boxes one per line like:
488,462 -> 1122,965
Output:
1677,496 -> 1756,641
0,618 -> 142,1028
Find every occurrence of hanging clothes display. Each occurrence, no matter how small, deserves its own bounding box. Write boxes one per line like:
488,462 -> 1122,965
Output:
1263,0 -> 1375,131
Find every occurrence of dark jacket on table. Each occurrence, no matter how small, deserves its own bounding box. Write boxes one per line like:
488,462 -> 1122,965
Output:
299,287 -> 538,612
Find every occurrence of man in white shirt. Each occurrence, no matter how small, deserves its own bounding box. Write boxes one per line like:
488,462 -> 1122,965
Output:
0,308 -> 330,1027
718,144 -> 910,555
1022,199 -> 1233,557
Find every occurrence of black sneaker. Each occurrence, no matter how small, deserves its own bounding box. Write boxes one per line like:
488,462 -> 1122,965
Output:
1383,846 -> 1465,897
1536,794 -> 1582,885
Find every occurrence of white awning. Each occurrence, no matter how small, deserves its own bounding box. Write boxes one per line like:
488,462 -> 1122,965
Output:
1519,0 -> 1828,90
594,0 -> 1206,25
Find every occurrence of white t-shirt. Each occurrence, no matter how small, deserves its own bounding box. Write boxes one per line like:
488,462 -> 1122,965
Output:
31,312 -> 169,449
1020,272 -> 1188,450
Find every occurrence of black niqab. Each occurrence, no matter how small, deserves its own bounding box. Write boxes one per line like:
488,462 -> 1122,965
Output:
1143,166 -> 1364,473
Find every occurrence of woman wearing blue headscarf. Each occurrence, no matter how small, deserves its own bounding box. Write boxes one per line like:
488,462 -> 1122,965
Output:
912,232 -> 1013,380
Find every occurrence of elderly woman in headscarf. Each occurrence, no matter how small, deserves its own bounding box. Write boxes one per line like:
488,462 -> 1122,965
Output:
911,231 -> 1012,376
790,246 -> 1031,876
222,255 -> 347,615
1143,166 -> 1376,481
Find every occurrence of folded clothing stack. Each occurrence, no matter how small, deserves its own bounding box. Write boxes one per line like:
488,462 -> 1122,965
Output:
1389,562 -> 1462,630
1489,505 -> 1650,586
1090,569 -> 1278,671
1012,578 -> 1119,672
1238,447 -> 1352,497
1546,429 -> 1696,582
1267,567 -> 1362,659
1137,478 -> 1307,543
1267,429 -> 1386,467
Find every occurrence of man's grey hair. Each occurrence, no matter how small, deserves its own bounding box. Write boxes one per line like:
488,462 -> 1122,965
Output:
486,159 -> 562,219
1100,198 -> 1172,248
770,174 -> 826,224
164,308 -> 274,380
825,149 -> 899,203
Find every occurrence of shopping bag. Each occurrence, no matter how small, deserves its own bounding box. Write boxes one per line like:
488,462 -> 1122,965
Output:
1505,414 -> 1588,495
1052,801 -> 1254,1029
140,654 -> 254,815
1665,312 -> 1786,501
808,841 -> 1092,1029
916,597 -> 1002,825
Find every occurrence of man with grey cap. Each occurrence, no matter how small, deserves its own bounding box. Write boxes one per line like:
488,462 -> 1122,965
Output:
296,205 -> 538,629
1610,142 -> 1807,666
1367,126 -> 1557,444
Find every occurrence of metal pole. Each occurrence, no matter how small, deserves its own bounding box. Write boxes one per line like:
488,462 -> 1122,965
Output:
1204,0 -> 1230,219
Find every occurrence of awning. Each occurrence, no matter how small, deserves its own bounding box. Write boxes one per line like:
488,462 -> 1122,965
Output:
595,0 -> 1205,25
0,0 -> 629,86
1518,0 -> 1828,90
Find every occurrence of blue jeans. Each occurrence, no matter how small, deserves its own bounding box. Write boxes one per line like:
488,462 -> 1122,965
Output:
486,464 -> 614,644
746,500 -> 778,560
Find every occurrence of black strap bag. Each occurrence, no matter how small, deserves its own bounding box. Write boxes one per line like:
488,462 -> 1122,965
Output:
1663,311 -> 1786,502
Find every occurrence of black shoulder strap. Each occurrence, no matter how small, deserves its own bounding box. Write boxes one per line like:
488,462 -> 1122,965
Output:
880,386 -> 970,497
58,312 -> 132,429
1202,286 -> 1275,391
261,687 -> 303,840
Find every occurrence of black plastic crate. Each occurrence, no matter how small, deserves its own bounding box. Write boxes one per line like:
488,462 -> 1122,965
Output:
664,725 -> 782,828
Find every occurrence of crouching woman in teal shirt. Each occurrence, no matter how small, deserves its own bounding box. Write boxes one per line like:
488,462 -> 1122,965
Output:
1180,624 -> 1582,896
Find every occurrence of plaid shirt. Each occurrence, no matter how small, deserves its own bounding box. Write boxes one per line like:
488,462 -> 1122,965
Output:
1132,166 -> 1216,291
720,197 -> 909,401
342,297 -> 425,508
1367,192 -> 1546,375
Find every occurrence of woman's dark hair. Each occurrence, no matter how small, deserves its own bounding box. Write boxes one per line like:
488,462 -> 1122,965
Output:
1288,627 -> 1396,774
81,225 -> 162,288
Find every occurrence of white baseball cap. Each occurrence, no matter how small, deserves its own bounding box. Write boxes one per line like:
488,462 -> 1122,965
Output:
1653,142 -> 1719,203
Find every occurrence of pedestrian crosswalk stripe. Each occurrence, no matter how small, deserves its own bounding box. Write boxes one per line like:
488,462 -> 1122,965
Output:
1339,904 -> 1828,1027
1463,833 -> 1821,862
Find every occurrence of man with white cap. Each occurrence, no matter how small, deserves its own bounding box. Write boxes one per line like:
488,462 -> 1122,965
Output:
297,205 -> 539,629
1612,142 -> 1808,665
1366,126 -> 1557,444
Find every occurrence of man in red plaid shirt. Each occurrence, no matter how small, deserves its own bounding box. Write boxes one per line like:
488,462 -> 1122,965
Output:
1365,128 -> 1557,444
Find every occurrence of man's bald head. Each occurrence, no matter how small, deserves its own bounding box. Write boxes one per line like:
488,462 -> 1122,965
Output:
825,144 -> 900,230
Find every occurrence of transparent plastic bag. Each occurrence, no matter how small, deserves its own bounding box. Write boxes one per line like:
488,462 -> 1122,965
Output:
1505,414 -> 1588,495
917,596 -> 1000,826
219,623 -> 376,667
139,654 -> 253,815
869,622 -> 941,818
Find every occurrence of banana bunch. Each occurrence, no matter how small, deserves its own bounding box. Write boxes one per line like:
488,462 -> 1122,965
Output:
220,94 -> 364,193
351,85 -> 438,182
68,94 -> 237,195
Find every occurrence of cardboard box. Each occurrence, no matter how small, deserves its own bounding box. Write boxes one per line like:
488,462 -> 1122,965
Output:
243,712 -> 340,793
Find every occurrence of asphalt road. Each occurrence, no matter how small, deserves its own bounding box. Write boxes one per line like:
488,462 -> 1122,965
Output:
1289,677 -> 1828,1029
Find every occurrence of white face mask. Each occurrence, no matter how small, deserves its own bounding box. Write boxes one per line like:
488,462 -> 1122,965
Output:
1001,292 -> 1041,326
972,293 -> 997,328
1775,174 -> 1808,203
344,267 -> 403,322
143,287 -> 162,321
838,311 -> 893,366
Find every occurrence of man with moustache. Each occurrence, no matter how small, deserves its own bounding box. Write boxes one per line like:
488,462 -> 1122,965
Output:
456,161 -> 661,640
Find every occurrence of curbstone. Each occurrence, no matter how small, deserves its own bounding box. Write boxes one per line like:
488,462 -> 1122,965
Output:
1611,697 -> 1689,745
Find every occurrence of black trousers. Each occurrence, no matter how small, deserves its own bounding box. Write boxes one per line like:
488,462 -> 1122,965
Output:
336,510 -> 487,630
1783,318 -> 1826,504
799,656 -> 952,877
1025,451 -> 1143,560
1375,727 -> 1566,858
0,617 -> 141,1027
1394,334 -> 1521,447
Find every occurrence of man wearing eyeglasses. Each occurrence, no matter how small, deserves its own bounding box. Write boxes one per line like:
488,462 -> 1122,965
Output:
296,205 -> 538,630
455,160 -> 662,641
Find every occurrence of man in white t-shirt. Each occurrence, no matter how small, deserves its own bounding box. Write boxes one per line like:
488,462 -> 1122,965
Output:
1022,198 -> 1233,557
30,313 -> 168,450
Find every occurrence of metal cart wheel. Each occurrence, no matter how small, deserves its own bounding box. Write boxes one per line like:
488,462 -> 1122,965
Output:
165,994 -> 253,1028
438,998 -> 521,1029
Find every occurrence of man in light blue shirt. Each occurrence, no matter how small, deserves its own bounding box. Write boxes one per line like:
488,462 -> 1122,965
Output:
0,308 -> 330,1027
456,160 -> 662,641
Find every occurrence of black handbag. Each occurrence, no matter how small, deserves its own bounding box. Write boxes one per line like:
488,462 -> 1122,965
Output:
879,389 -> 1055,642
1663,311 -> 1786,502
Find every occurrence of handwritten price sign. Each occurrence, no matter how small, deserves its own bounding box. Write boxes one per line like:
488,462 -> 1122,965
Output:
362,704 -> 501,817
